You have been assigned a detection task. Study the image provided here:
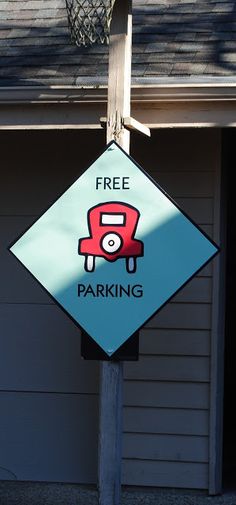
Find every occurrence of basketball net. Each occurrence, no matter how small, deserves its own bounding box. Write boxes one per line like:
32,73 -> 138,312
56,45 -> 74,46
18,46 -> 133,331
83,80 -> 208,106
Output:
65,0 -> 116,46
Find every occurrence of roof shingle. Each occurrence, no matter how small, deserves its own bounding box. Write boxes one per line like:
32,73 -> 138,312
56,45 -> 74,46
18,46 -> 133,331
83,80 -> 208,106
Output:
0,0 -> 236,86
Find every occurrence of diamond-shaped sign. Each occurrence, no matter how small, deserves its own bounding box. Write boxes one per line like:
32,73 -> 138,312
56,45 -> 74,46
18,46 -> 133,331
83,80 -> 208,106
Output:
9,142 -> 219,356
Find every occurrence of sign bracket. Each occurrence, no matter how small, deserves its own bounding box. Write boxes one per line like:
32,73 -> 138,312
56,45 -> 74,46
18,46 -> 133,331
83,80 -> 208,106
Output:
100,115 -> 151,137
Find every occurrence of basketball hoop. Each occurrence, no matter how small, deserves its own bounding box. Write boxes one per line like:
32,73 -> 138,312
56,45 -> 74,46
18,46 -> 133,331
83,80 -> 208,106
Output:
65,0 -> 116,46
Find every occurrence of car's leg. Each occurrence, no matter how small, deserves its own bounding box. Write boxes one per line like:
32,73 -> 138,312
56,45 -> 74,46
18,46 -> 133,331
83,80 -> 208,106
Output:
126,257 -> 136,273
85,255 -> 95,272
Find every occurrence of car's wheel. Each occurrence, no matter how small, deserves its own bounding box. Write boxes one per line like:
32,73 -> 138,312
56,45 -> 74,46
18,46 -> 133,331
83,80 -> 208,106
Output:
101,232 -> 123,254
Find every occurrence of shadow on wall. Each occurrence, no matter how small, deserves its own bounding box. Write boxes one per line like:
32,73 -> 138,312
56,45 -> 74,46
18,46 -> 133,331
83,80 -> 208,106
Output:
0,1 -> 236,85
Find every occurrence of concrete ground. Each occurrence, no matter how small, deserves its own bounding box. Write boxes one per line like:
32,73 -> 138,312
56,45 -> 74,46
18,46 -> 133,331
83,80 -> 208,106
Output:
1,483 -> 236,505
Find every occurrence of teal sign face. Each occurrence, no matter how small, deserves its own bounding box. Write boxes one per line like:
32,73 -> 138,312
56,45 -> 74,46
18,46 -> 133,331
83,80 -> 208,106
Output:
10,142 -> 219,356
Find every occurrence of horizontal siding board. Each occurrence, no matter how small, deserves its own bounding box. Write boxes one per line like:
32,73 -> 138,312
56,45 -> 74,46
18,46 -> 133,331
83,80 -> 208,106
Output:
201,224 -> 213,238
123,381 -> 209,409
139,329 -> 210,356
145,303 -> 212,330
122,460 -> 208,489
171,277 -> 212,303
174,197 -> 213,224
123,407 -> 209,436
0,216 -> 51,304
0,392 -> 98,483
150,172 -> 214,198
0,304 -> 99,393
132,129 -> 219,175
0,166 -> 69,215
197,262 -> 213,277
0,131 -> 104,215
123,433 -> 208,463
124,356 -> 210,382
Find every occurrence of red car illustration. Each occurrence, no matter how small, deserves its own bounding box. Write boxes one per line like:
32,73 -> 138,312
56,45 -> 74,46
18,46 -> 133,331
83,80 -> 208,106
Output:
79,202 -> 144,273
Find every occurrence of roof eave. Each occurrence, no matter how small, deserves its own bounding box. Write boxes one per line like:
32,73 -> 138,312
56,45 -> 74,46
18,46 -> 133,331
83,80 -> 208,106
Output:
1,79 -> 236,129
1,79 -> 236,105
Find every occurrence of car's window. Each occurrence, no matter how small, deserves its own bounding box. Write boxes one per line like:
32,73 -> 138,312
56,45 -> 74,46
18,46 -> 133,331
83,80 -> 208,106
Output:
100,213 -> 125,226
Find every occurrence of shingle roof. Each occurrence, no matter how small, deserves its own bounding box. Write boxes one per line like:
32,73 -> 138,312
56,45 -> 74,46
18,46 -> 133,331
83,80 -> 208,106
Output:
0,0 -> 236,86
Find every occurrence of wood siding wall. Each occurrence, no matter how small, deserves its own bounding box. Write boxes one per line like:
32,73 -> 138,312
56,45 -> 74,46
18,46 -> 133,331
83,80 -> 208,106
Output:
0,129 -> 221,490
0,131 -> 104,483
123,129 -> 221,489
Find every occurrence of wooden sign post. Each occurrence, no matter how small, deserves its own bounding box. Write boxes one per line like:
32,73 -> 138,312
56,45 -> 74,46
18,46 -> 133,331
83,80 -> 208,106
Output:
98,0 -> 132,503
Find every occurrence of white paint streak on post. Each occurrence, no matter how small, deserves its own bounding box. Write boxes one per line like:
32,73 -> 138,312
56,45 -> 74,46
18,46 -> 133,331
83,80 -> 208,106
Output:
98,0 -> 132,504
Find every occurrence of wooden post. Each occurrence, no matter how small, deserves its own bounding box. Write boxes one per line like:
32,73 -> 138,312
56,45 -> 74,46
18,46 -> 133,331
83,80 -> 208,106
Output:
98,361 -> 123,505
98,1 -> 132,504
106,0 -> 132,152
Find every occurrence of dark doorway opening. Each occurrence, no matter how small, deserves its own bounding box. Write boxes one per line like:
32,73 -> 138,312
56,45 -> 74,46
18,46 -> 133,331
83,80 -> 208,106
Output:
223,128 -> 236,490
